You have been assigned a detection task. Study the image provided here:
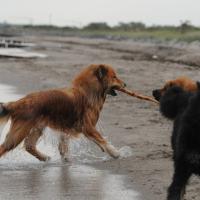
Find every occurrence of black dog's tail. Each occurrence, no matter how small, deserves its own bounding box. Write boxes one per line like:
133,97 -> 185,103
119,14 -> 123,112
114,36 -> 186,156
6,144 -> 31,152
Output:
0,103 -> 10,124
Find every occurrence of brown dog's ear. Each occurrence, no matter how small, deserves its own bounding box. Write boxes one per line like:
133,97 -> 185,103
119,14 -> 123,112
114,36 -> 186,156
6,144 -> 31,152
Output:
96,65 -> 108,80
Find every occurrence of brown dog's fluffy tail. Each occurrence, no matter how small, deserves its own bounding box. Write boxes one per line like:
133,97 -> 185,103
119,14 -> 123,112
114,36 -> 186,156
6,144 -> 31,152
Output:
0,103 -> 10,125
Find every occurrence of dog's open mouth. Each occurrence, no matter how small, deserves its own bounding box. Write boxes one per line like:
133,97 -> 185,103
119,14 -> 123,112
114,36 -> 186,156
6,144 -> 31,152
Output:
107,87 -> 117,96
108,85 -> 123,96
108,87 -> 118,96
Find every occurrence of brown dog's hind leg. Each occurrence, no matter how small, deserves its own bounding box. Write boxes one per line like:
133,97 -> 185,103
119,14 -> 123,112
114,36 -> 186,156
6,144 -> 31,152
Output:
58,134 -> 70,162
0,121 -> 32,157
24,127 -> 50,161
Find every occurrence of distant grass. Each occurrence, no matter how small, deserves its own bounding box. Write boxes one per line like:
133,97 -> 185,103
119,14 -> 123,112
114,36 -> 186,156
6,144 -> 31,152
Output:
76,29 -> 200,42
2,24 -> 200,42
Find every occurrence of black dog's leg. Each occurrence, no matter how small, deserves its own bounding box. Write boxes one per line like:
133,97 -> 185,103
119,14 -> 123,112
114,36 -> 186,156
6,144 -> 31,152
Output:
167,162 -> 191,200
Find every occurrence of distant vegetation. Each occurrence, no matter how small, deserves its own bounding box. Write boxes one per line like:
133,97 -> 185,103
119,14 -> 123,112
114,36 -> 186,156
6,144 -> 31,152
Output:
1,20 -> 200,42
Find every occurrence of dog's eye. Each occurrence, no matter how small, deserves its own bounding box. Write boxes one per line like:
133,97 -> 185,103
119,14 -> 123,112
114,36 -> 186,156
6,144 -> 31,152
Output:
113,76 -> 117,79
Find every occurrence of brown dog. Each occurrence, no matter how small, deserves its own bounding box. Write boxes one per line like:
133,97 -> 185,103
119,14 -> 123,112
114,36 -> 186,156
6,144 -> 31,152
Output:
152,76 -> 199,101
0,64 -> 126,161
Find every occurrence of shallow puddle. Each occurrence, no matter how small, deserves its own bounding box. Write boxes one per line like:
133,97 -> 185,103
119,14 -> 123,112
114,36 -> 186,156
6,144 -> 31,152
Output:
0,84 -> 140,200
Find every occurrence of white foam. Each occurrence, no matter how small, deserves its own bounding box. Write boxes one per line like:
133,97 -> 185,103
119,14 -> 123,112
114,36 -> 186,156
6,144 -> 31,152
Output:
119,146 -> 133,158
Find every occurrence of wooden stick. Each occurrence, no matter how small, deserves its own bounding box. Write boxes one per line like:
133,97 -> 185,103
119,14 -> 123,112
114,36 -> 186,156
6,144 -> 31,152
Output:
117,88 -> 159,104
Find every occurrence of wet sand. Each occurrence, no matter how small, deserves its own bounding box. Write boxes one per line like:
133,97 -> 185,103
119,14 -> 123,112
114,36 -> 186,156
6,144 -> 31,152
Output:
0,35 -> 200,199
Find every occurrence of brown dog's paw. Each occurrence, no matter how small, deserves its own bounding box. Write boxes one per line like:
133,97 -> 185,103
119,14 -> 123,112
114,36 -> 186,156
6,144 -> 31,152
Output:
111,152 -> 120,159
61,156 -> 70,163
105,144 -> 120,159
44,156 -> 51,162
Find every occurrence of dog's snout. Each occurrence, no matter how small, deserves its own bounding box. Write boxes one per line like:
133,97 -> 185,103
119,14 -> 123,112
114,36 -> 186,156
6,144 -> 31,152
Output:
152,90 -> 157,97
152,89 -> 161,101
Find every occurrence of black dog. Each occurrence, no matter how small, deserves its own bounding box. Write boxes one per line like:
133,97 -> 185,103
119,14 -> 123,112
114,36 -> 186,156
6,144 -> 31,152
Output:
153,86 -> 200,200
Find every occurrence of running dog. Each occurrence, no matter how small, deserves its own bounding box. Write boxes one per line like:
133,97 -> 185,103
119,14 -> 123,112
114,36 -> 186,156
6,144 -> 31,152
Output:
0,64 -> 126,162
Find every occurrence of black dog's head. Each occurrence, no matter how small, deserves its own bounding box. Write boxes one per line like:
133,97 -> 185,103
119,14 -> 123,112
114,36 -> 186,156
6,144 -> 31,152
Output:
159,86 -> 193,120
152,77 -> 200,102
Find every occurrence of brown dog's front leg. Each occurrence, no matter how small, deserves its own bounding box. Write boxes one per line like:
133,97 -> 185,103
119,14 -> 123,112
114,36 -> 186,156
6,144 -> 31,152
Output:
83,126 -> 120,159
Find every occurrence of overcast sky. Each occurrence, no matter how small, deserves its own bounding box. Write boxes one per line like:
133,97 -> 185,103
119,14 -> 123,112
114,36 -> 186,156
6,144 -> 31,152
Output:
0,0 -> 199,27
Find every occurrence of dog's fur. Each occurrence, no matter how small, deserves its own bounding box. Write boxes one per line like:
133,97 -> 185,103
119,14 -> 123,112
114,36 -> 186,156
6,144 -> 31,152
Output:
153,83 -> 200,200
0,64 -> 126,161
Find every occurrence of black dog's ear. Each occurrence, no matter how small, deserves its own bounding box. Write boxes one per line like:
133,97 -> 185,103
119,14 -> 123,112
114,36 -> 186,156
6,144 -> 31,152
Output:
196,81 -> 200,90
96,65 -> 108,80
